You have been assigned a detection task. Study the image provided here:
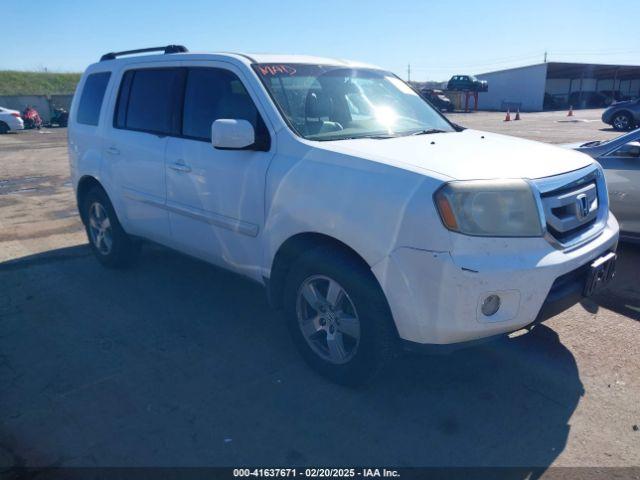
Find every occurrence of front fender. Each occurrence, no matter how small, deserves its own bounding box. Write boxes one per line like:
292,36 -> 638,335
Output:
261,145 -> 452,277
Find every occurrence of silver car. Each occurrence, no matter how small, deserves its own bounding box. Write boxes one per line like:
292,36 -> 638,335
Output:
570,128 -> 640,242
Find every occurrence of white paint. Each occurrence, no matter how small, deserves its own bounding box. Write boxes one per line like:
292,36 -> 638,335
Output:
211,119 -> 255,149
0,106 -> 24,132
68,52 -> 619,346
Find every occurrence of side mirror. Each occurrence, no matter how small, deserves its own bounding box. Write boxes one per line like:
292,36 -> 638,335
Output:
211,119 -> 255,150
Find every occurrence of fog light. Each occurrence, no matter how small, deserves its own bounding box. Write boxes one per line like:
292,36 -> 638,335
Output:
481,295 -> 501,316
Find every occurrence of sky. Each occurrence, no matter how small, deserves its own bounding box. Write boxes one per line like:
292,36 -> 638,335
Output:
2,0 -> 639,81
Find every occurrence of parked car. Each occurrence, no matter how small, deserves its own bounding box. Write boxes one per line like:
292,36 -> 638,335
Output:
447,75 -> 488,92
599,90 -> 631,106
420,88 -> 455,112
567,128 -> 640,242
601,97 -> 640,131
0,106 -> 24,133
49,106 -> 69,127
69,45 -> 619,385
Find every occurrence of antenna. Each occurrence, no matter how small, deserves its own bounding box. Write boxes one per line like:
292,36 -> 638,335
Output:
407,63 -> 411,82
544,51 -> 548,63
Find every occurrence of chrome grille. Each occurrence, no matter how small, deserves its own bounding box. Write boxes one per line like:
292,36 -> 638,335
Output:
542,181 -> 598,240
533,167 -> 607,250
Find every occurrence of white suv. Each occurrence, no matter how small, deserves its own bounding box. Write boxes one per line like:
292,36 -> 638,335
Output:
69,46 -> 619,384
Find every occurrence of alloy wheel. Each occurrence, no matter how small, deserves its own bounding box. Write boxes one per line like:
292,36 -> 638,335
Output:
613,114 -> 630,130
296,275 -> 361,364
88,202 -> 113,255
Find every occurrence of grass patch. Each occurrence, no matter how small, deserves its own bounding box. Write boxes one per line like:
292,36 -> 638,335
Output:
0,71 -> 81,95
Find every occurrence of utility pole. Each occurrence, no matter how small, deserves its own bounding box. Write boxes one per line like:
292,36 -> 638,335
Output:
407,63 -> 411,82
544,51 -> 547,63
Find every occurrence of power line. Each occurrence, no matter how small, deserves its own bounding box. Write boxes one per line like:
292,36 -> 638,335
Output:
407,48 -> 640,72
408,55 -> 543,71
399,48 -> 640,80
551,48 -> 640,55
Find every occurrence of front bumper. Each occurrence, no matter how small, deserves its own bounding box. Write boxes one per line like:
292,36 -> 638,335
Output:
601,110 -> 615,124
372,214 -> 619,345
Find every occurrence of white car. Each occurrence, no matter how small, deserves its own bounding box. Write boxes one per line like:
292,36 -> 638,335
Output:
0,106 -> 24,133
68,46 -> 619,384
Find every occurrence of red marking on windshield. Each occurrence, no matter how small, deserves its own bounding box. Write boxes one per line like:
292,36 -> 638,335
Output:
258,65 -> 297,76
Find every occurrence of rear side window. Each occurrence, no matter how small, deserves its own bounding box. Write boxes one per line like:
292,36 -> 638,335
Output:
76,72 -> 111,126
182,68 -> 260,141
114,68 -> 184,135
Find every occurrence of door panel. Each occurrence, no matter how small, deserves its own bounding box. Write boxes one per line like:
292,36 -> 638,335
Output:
103,66 -> 184,243
599,154 -> 640,235
165,65 -> 274,278
107,129 -> 169,239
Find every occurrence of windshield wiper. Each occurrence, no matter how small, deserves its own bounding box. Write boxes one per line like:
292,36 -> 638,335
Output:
410,129 -> 448,136
317,134 -> 400,141
313,131 -> 443,141
362,134 -> 400,139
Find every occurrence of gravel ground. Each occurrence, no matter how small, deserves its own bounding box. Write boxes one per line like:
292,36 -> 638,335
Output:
0,115 -> 638,474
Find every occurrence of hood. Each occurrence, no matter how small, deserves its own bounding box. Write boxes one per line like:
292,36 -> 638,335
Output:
315,129 -> 594,181
561,141 -> 591,149
608,99 -> 636,109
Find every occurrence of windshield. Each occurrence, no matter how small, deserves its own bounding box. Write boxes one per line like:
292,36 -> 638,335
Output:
253,64 -> 455,141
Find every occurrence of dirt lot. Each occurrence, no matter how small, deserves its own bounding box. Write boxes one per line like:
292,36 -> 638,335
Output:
448,108 -> 624,144
1,111 -> 639,473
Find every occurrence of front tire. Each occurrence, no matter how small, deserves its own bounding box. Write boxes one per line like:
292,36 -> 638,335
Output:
0,121 -> 9,134
283,246 -> 396,386
612,112 -> 634,131
82,187 -> 140,268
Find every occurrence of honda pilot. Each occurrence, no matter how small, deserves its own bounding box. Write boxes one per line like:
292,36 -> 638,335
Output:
68,46 -> 619,384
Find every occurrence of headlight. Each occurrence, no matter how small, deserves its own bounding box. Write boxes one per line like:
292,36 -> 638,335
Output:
434,179 -> 543,237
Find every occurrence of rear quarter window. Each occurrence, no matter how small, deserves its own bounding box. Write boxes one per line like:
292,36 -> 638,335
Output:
76,72 -> 111,126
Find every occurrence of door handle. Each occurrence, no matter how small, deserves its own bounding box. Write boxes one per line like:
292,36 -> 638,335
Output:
169,160 -> 192,173
106,146 -> 120,155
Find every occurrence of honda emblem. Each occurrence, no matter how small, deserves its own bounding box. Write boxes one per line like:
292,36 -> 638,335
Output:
575,193 -> 589,220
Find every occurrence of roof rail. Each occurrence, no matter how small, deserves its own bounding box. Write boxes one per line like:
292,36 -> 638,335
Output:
100,45 -> 188,62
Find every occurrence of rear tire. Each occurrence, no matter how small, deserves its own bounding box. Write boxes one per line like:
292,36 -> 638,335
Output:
0,122 -> 9,134
612,112 -> 634,131
283,246 -> 397,386
81,186 -> 140,268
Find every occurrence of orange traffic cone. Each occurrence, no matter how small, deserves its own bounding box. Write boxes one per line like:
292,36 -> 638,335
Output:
567,105 -> 574,117
504,109 -> 511,122
514,109 -> 521,121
